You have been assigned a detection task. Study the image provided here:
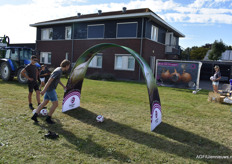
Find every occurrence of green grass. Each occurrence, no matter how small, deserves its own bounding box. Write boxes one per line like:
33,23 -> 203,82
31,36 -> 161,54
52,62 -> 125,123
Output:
0,78 -> 231,164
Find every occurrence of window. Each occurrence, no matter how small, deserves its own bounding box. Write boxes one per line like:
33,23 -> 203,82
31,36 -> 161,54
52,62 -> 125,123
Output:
5,49 -> 10,58
11,49 -> 19,60
151,25 -> 158,41
65,26 -> 72,40
117,22 -> 137,38
40,52 -> 51,64
89,54 -> 102,68
41,28 -> 53,40
87,24 -> 104,38
173,36 -> 177,46
114,54 -> 135,71
19,49 -> 32,60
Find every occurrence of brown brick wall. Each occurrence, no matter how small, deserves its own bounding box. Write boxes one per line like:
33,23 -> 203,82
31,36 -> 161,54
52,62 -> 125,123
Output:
36,38 -> 166,80
37,40 -> 72,68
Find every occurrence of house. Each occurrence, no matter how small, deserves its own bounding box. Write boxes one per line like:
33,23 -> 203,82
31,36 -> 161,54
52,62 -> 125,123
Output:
30,8 -> 185,80
221,50 -> 232,61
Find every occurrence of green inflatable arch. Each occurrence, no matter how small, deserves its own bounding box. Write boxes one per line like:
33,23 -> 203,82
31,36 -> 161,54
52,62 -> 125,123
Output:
62,43 -> 162,131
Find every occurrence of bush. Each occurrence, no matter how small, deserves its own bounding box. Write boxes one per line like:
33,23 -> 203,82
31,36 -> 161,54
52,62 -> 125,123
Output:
87,72 -> 116,81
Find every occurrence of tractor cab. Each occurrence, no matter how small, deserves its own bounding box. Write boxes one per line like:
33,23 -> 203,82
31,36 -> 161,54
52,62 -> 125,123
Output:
0,35 -> 40,83
0,47 -> 40,83
3,47 -> 40,68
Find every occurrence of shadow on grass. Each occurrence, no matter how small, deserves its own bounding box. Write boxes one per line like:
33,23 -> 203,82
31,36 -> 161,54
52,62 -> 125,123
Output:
0,79 -> 27,89
65,107 -> 232,163
165,87 -> 210,96
35,119 -> 131,163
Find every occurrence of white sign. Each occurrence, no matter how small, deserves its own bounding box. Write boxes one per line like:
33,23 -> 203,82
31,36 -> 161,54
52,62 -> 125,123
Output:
151,103 -> 162,131
62,91 -> 80,112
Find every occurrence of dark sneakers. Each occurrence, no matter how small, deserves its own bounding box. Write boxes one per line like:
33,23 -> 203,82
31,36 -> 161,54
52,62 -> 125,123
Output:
46,116 -> 55,124
31,113 -> 39,122
31,114 -> 55,124
44,131 -> 59,139
29,104 -> 34,110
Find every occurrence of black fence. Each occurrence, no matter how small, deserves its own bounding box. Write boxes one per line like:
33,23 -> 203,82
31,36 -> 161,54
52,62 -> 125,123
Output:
200,61 -> 232,82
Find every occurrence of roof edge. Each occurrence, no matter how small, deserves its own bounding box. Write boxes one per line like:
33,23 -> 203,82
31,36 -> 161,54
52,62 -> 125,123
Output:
30,11 -> 185,37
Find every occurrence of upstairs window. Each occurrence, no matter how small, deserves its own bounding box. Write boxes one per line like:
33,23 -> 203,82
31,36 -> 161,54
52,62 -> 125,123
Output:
89,54 -> 103,68
65,26 -> 72,40
151,25 -> 158,41
114,54 -> 135,71
40,52 -> 51,64
41,28 -> 53,40
87,24 -> 104,39
117,22 -> 137,38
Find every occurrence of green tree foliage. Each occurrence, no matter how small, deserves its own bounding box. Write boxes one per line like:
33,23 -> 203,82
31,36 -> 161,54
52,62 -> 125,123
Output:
208,40 -> 226,60
225,45 -> 232,50
180,47 -> 191,60
190,47 -> 209,60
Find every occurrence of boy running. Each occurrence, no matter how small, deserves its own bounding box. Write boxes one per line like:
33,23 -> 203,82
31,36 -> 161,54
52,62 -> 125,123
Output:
31,59 -> 70,124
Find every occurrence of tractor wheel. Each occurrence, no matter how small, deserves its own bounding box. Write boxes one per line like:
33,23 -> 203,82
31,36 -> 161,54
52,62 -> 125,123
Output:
0,62 -> 13,81
17,68 -> 28,84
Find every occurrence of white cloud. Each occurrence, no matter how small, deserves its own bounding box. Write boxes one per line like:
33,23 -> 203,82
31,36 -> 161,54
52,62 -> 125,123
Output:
0,0 -> 231,43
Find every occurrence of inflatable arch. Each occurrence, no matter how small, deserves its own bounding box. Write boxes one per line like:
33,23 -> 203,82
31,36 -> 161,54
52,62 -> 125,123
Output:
62,43 -> 162,131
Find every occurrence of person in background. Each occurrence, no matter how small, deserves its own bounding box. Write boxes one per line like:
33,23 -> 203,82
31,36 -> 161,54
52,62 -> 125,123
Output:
21,55 -> 41,110
31,59 -> 70,124
211,65 -> 221,93
44,65 -> 51,83
39,65 -> 50,90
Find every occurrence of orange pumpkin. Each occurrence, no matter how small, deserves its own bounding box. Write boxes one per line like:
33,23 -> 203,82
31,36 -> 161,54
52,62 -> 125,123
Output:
161,69 -> 170,81
181,70 -> 192,83
170,69 -> 181,82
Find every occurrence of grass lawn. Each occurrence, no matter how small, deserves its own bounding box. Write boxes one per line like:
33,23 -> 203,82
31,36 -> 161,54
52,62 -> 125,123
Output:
0,78 -> 231,163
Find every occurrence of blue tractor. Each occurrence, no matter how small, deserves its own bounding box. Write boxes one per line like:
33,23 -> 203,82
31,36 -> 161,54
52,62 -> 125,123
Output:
0,35 -> 40,83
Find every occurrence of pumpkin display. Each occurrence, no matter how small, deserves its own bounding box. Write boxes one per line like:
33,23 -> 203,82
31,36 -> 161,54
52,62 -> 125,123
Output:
170,69 -> 181,82
181,70 -> 192,83
161,69 -> 170,81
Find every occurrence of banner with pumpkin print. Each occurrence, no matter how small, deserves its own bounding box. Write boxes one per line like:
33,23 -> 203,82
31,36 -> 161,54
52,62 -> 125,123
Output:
155,60 -> 202,90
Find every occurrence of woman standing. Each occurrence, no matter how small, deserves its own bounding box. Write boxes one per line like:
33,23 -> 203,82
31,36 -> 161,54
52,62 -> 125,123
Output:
211,65 -> 221,93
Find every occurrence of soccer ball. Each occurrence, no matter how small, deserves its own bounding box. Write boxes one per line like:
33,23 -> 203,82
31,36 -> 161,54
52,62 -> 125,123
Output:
96,115 -> 104,122
210,76 -> 214,81
32,109 -> 37,115
192,91 -> 197,94
40,109 -> 48,116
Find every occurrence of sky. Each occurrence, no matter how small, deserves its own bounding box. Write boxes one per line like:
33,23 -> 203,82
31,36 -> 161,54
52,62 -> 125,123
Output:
0,0 -> 231,49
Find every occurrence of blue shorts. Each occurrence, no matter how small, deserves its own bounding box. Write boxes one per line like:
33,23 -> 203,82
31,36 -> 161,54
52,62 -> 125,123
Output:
44,89 -> 58,102
212,81 -> 219,86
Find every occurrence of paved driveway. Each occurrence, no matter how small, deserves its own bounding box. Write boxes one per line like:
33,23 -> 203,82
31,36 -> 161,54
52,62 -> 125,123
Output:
199,80 -> 227,91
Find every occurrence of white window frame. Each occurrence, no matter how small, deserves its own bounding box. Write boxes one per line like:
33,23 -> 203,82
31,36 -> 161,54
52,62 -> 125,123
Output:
151,25 -> 158,41
40,52 -> 51,64
88,53 -> 103,68
65,26 -> 72,40
41,28 -> 53,40
87,24 -> 105,39
116,22 -> 138,38
114,54 -> 135,71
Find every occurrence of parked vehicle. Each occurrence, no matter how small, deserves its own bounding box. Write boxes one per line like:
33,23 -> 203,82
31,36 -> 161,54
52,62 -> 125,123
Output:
0,35 -> 40,83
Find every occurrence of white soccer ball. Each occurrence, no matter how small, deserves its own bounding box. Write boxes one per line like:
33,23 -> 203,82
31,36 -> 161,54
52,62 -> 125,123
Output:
40,109 -> 48,116
96,115 -> 104,122
210,76 -> 214,81
32,109 -> 37,115
192,91 -> 197,94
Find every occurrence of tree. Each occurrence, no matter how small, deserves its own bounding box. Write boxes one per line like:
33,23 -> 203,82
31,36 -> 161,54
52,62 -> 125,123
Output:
226,45 -> 232,50
208,40 -> 226,60
180,47 -> 191,60
190,47 -> 209,60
